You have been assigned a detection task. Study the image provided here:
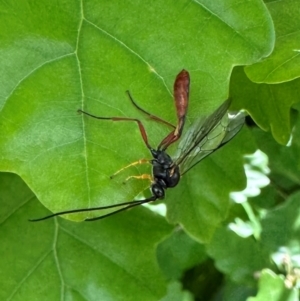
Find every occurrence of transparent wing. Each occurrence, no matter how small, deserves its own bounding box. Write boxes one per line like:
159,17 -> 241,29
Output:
174,99 -> 245,175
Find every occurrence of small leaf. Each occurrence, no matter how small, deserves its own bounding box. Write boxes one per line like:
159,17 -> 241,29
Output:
247,269 -> 298,301
246,0 -> 300,83
230,67 -> 299,144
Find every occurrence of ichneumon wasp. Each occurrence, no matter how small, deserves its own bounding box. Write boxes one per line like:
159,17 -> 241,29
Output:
30,70 -> 245,222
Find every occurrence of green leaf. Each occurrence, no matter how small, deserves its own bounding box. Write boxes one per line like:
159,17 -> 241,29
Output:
157,228 -> 207,280
0,172 -> 172,301
246,0 -> 300,84
206,168 -> 300,289
230,67 -> 300,144
206,226 -> 272,286
247,269 -> 298,301
0,0 -> 274,221
161,281 -> 194,301
222,278 -> 256,301
253,116 -> 300,186
261,191 -> 300,254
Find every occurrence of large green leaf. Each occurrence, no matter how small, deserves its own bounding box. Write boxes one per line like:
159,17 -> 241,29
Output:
0,172 -> 172,301
0,0 -> 274,225
246,0 -> 300,84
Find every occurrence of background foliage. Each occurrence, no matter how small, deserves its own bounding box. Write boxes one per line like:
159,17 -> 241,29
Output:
1,0 -> 300,300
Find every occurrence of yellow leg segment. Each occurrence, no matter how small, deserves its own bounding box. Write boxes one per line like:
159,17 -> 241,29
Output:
123,174 -> 153,184
110,159 -> 150,179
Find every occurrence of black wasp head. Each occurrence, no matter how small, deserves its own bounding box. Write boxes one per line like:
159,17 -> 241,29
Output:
151,183 -> 165,199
